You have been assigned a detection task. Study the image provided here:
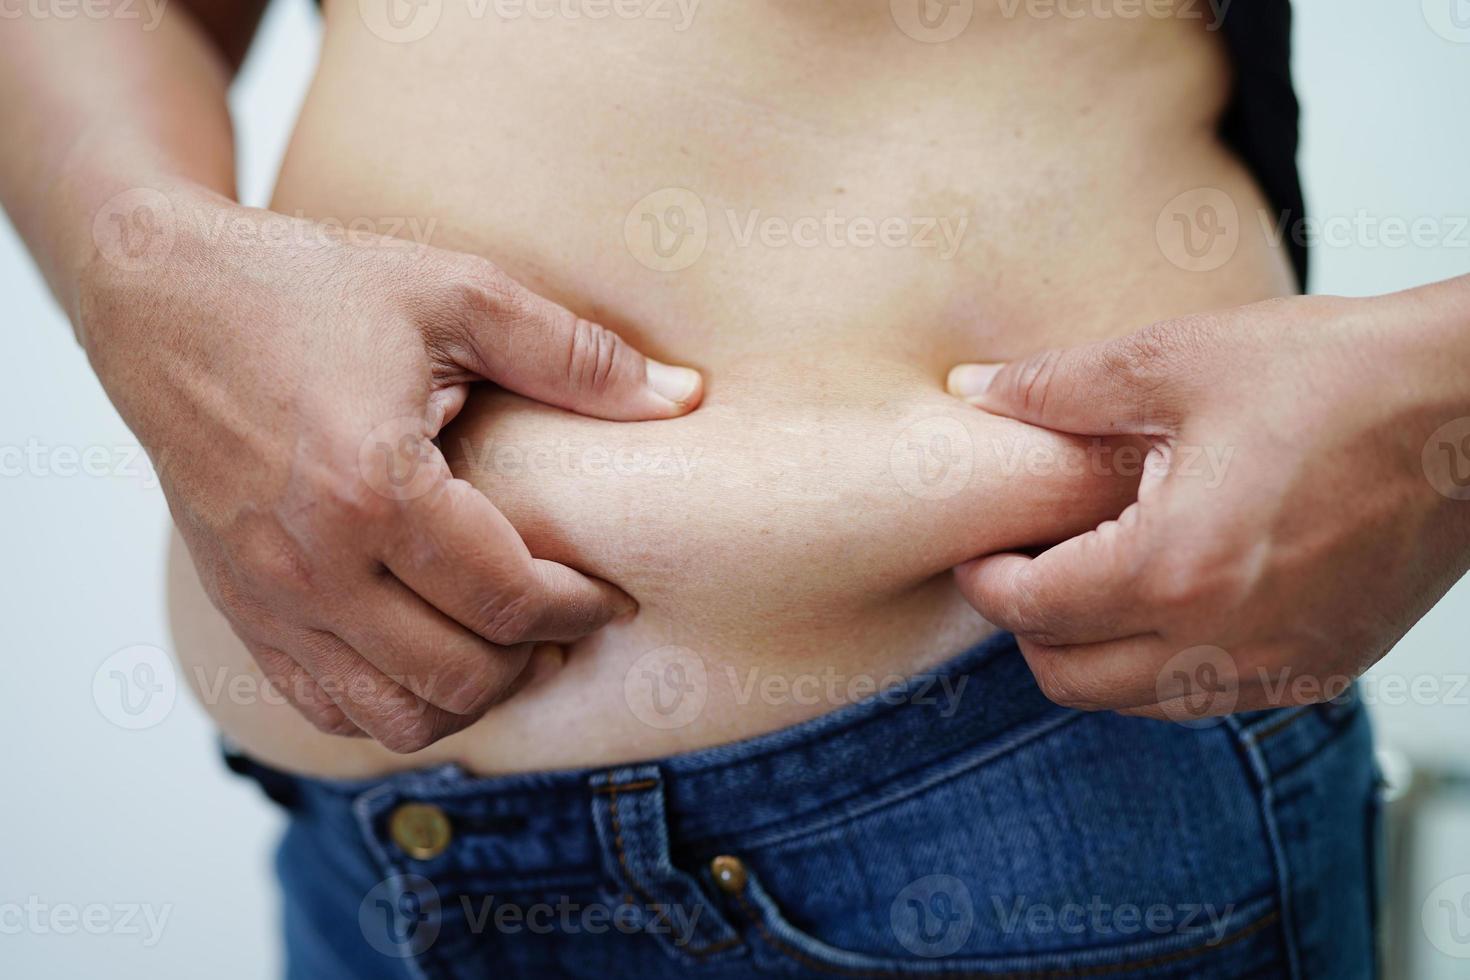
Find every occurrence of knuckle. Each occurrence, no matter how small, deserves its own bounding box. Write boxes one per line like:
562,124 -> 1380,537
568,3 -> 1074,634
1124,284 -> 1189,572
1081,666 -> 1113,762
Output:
252,654 -> 359,736
564,315 -> 626,396
231,530 -> 315,599
978,564 -> 1050,639
434,654 -> 520,716
456,255 -> 526,322
1029,657 -> 1102,711
475,587 -> 540,646
1140,560 -> 1209,612
1108,318 -> 1214,401
1106,328 -> 1171,391
376,709 -> 448,755
349,431 -> 445,514
327,465 -> 402,522
299,701 -> 356,737
1141,541 -> 1244,618
1000,573 -> 1044,634
208,569 -> 264,625
1006,348 -> 1063,418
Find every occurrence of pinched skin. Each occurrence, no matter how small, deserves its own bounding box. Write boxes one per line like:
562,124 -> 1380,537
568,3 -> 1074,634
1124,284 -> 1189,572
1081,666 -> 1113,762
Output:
168,2 -> 1295,776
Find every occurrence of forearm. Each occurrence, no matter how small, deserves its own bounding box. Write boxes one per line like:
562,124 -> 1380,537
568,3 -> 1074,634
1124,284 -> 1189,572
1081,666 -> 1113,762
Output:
0,5 -> 245,325
1341,275 -> 1470,560
1370,273 -> 1470,451
1386,272 -> 1470,365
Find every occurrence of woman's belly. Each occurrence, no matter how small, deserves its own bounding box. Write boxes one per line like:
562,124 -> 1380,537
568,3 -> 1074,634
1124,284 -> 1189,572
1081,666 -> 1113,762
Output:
168,1 -> 1296,777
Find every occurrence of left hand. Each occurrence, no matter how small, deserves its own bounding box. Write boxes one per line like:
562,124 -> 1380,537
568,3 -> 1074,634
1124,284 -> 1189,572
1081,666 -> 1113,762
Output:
946,288 -> 1470,722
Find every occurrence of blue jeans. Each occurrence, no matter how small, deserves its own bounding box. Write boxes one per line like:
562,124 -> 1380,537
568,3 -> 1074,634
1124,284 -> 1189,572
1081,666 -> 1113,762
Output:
230,633 -> 1381,979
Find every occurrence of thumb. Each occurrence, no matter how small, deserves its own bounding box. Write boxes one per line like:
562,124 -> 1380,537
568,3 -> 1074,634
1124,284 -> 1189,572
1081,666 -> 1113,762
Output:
433,259 -> 703,421
946,332 -> 1184,438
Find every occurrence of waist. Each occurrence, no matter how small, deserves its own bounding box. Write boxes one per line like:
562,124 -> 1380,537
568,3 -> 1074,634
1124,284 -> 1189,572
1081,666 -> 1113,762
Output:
170,351 -> 1150,776
230,632 -> 1058,848
173,7 -> 1301,774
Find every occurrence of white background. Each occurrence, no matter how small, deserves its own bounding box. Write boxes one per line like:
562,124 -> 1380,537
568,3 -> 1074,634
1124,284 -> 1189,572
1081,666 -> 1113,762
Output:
1,0 -> 1467,976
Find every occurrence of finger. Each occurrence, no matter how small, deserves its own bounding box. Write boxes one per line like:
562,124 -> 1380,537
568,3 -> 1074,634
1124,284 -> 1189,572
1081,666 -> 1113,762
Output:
282,628 -> 476,754
331,577 -> 536,717
384,477 -> 636,646
499,643 -> 567,701
244,640 -> 363,738
954,502 -> 1154,646
428,257 -> 703,420
1120,680 -> 1300,722
1023,635 -> 1250,721
1015,634 -> 1172,713
946,327 -> 1192,437
427,383 -> 470,434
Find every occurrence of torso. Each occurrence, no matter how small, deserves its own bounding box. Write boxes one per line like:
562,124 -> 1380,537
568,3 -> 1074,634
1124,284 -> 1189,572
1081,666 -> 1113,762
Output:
168,0 -> 1295,777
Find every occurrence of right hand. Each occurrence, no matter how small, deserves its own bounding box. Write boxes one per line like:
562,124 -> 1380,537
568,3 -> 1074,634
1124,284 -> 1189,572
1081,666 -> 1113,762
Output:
80,186 -> 703,752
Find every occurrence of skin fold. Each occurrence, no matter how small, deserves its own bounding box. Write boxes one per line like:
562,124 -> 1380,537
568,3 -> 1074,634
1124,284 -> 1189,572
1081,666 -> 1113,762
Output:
163,4 -> 1297,775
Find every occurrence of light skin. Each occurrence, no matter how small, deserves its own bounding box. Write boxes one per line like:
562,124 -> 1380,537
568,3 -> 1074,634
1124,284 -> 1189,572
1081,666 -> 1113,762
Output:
0,0 -> 702,752
947,279 -> 1470,720
4,1 -> 1466,748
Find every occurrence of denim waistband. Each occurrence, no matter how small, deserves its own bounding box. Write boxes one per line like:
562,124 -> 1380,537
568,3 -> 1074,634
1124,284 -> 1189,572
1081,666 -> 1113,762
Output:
229,631 -> 1069,859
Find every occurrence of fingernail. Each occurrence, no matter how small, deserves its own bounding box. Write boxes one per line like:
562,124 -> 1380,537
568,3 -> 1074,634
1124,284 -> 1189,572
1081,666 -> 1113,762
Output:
646,359 -> 702,407
947,363 -> 1003,402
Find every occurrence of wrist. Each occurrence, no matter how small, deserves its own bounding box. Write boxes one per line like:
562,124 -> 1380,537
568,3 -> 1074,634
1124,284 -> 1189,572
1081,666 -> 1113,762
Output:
1368,277 -> 1470,545
73,182 -> 239,354
1372,275 -> 1470,397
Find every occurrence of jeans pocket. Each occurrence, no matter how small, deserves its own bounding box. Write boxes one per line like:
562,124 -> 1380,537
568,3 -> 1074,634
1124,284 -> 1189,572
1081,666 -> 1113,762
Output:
694,711 -> 1295,978
718,859 -> 1284,979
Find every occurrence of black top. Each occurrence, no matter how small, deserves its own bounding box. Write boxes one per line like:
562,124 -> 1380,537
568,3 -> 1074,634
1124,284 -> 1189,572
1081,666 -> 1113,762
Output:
1217,1 -> 1307,288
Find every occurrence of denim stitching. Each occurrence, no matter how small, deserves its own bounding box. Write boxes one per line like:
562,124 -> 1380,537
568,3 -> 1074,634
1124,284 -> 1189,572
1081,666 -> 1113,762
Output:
708,709 -> 1083,854
730,883 -> 1279,979
1247,707 -> 1313,745
602,780 -> 743,958
1223,714 -> 1301,980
